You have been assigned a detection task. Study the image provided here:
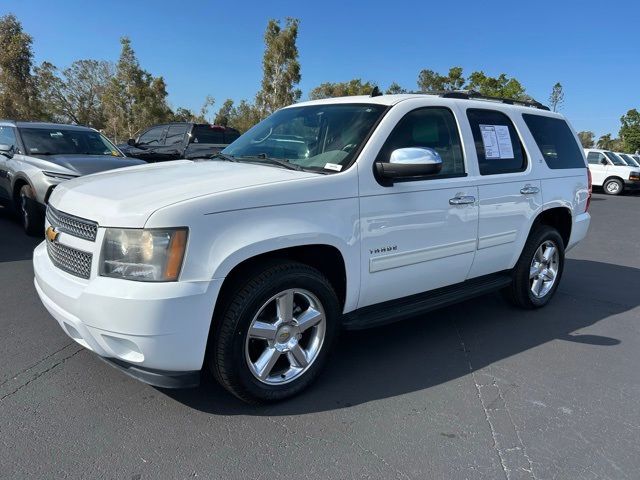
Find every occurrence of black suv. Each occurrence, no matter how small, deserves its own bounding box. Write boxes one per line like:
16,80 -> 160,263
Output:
119,123 -> 241,162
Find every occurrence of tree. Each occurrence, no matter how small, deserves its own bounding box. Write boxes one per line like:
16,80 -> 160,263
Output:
255,18 -> 301,117
35,59 -> 113,128
597,133 -> 618,150
214,99 -> 234,126
619,109 -> 640,153
577,131 -> 595,149
0,14 -> 40,120
548,82 -> 564,112
197,95 -> 215,123
309,79 -> 377,100
466,71 -> 527,100
385,82 -> 407,95
102,37 -> 172,141
417,66 -> 464,92
227,100 -> 261,133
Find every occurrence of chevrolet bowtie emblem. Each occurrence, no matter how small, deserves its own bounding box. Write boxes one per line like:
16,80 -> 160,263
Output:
46,226 -> 59,242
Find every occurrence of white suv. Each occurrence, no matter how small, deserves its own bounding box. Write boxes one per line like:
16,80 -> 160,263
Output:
585,148 -> 640,195
33,92 -> 591,403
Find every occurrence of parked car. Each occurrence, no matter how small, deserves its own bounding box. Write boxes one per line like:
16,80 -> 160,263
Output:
118,122 -> 241,162
34,92 -> 591,403
585,148 -> 640,195
0,121 -> 145,235
617,152 -> 640,168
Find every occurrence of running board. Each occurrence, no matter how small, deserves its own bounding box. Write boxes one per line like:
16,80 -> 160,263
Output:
341,272 -> 513,330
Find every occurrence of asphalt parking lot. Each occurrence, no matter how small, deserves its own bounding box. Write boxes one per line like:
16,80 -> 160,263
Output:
1,193 -> 639,480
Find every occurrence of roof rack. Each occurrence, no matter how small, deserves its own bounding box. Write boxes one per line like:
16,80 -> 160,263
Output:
439,90 -> 550,111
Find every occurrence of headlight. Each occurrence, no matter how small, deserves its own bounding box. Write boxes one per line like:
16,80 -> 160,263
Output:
100,228 -> 188,282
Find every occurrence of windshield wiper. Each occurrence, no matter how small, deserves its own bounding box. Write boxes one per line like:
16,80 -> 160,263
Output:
236,154 -> 303,171
207,152 -> 238,162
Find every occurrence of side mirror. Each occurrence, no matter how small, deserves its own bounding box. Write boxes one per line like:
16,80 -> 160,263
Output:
600,158 -> 608,165
376,147 -> 443,185
0,143 -> 14,159
127,138 -> 137,147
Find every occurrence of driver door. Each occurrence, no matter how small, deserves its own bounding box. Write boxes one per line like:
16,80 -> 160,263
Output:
0,126 -> 18,200
357,105 -> 478,308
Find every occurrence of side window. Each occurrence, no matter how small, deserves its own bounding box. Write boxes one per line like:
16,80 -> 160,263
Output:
0,126 -> 17,147
376,107 -> 465,177
586,152 -> 605,165
467,109 -> 526,175
165,125 -> 188,146
224,130 -> 241,144
190,125 -> 224,144
522,114 -> 585,169
138,126 -> 166,146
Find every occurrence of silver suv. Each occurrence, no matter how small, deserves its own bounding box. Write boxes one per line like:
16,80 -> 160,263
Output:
0,121 -> 144,235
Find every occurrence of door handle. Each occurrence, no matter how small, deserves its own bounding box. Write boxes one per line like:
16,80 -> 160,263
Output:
449,195 -> 476,205
520,185 -> 540,195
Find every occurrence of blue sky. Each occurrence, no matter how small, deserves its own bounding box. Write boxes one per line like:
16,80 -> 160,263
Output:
3,0 -> 639,137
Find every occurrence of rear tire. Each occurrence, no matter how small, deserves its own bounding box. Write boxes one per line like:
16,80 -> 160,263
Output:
209,261 -> 339,404
503,225 -> 564,309
17,185 -> 43,236
603,178 -> 623,195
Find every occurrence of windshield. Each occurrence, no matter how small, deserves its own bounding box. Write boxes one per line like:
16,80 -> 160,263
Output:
20,127 -> 122,157
620,154 -> 639,167
222,104 -> 386,172
603,151 -> 626,166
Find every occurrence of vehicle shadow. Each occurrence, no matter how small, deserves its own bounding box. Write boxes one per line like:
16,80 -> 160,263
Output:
0,206 -> 42,263
165,258 -> 636,416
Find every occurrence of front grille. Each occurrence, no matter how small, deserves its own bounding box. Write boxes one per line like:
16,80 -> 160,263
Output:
46,239 -> 93,279
46,205 -> 98,242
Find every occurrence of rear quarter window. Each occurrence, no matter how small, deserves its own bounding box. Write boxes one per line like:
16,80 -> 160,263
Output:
190,126 -> 224,144
522,114 -> 585,169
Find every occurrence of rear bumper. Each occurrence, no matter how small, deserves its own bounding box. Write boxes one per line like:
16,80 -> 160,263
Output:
567,212 -> 590,252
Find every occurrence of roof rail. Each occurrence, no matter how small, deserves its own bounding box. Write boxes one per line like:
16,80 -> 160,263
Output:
440,90 -> 551,111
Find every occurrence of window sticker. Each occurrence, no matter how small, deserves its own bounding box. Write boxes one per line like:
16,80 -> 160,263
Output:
324,163 -> 343,172
479,124 -> 514,159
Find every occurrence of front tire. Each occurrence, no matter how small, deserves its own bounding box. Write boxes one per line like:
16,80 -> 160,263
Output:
209,261 -> 339,404
603,178 -> 623,195
503,226 -> 565,309
18,185 -> 43,236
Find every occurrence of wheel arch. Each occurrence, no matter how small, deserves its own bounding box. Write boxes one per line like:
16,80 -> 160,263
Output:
531,206 -> 572,248
11,174 -> 34,206
214,243 -> 349,315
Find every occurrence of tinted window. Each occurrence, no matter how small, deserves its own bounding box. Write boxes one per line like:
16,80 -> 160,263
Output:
603,151 -> 626,166
522,114 -> 585,169
467,109 -> 526,175
223,130 -> 241,144
587,152 -> 605,165
20,128 -> 121,156
619,154 -> 639,167
138,126 -> 166,146
0,126 -> 17,147
165,125 -> 188,146
191,126 -> 224,144
376,107 -> 465,176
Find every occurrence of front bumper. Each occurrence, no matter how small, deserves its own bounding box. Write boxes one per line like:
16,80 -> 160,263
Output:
33,241 -> 222,384
624,179 -> 640,191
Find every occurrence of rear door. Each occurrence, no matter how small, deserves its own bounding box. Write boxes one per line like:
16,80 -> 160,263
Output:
463,108 -> 542,279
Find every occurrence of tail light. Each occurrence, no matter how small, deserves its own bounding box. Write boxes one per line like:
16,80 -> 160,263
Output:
585,169 -> 592,212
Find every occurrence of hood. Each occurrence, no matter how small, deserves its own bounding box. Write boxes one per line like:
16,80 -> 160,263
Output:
49,160 -> 317,227
36,154 -> 145,175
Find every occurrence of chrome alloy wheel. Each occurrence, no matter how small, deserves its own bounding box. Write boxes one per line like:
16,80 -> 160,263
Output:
245,288 -> 326,385
529,240 -> 559,298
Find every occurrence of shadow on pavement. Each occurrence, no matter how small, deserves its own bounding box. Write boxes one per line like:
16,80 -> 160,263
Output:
165,258 -> 636,416
0,206 -> 42,263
